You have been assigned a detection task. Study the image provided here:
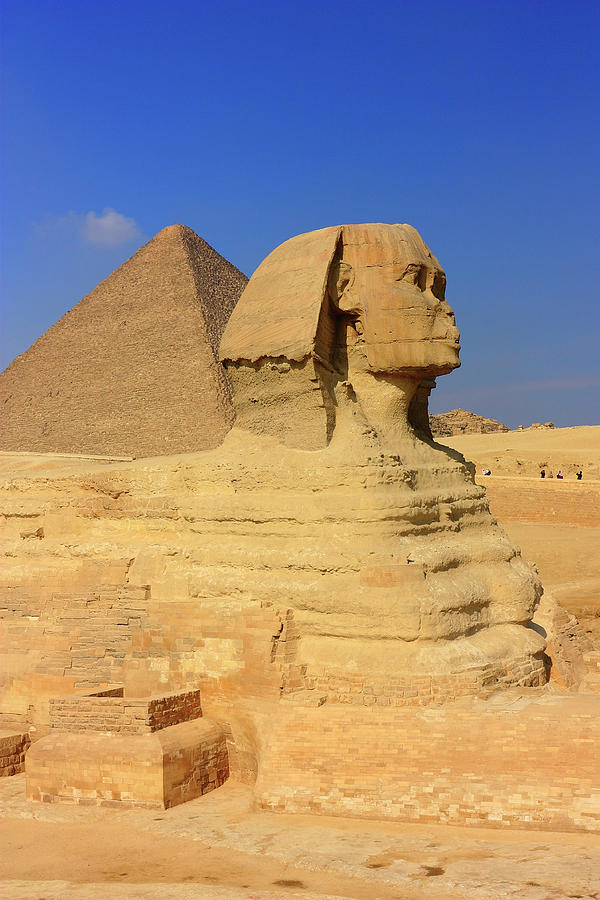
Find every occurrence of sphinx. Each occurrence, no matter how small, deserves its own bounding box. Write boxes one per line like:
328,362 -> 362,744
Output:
0,224 -> 547,729
219,223 -> 546,700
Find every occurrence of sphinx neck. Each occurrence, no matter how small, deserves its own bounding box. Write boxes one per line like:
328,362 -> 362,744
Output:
346,371 -> 420,449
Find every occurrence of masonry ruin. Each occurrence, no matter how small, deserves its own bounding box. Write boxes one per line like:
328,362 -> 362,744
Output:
1,223 -> 598,827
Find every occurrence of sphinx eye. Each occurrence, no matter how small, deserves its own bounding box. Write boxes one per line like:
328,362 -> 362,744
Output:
399,264 -> 427,290
430,271 -> 446,299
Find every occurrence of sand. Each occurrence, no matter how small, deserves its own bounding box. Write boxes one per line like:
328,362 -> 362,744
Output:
1,775 -> 599,899
441,424 -> 600,480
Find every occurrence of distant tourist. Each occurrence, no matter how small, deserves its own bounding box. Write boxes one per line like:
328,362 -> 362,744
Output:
481,467 -> 491,476
557,470 -> 564,479
576,470 -> 583,480
548,470 -> 554,478
540,470 -> 546,479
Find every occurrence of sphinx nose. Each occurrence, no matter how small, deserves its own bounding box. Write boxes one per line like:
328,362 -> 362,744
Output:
439,300 -> 456,323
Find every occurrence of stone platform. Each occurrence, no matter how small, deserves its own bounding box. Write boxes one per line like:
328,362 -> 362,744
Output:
25,688 -> 229,808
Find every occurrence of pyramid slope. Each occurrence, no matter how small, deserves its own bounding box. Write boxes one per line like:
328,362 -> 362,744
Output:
0,225 -> 247,457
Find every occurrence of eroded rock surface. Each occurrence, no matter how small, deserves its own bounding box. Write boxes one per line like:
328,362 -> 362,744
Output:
220,223 -> 546,691
1,223 -> 550,717
430,408 -> 510,438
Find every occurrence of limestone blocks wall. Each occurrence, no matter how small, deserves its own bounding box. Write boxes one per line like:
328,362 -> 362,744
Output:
0,731 -> 31,777
255,694 -> 600,832
49,688 -> 203,734
280,648 -> 546,707
580,651 -> 600,694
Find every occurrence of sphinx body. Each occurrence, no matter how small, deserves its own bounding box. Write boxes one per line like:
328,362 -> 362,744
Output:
217,223 -> 547,698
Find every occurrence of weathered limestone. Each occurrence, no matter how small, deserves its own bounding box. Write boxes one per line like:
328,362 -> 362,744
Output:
0,225 -> 247,457
1,222 -> 598,829
221,224 -> 546,694
534,593 -> 594,689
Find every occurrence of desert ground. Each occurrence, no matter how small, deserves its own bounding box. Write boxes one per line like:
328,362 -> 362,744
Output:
441,424 -> 599,480
2,772 -> 600,899
1,425 -> 599,899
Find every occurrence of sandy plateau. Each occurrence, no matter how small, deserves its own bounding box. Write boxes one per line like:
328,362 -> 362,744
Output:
1,424 -> 599,899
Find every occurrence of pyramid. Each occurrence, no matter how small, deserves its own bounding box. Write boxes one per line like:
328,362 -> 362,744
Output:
0,225 -> 247,457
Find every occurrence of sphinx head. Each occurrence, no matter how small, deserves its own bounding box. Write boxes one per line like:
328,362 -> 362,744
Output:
328,224 -> 460,379
220,223 -> 460,448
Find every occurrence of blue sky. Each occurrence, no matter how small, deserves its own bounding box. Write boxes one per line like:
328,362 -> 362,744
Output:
2,0 -> 599,427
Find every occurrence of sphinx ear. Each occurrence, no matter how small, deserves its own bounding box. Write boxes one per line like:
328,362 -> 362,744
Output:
327,254 -> 361,316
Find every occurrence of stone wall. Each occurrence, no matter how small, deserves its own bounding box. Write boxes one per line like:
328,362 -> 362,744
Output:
581,651 -> 600,693
161,719 -> 230,808
0,731 -> 30,776
281,652 -> 547,706
484,480 -> 600,527
49,689 -> 203,734
256,694 -> 600,832
0,583 -> 151,732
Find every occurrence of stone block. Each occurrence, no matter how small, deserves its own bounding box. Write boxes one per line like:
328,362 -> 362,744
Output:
0,730 -> 31,777
26,718 -> 228,808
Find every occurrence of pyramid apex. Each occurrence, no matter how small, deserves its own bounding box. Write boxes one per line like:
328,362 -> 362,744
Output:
153,223 -> 194,240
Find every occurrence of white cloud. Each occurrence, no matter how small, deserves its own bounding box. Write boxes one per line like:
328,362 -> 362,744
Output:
34,208 -> 142,247
82,208 -> 141,245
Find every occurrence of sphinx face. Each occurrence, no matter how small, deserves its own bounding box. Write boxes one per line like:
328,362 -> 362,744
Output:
339,224 -> 461,378
359,261 -> 461,376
